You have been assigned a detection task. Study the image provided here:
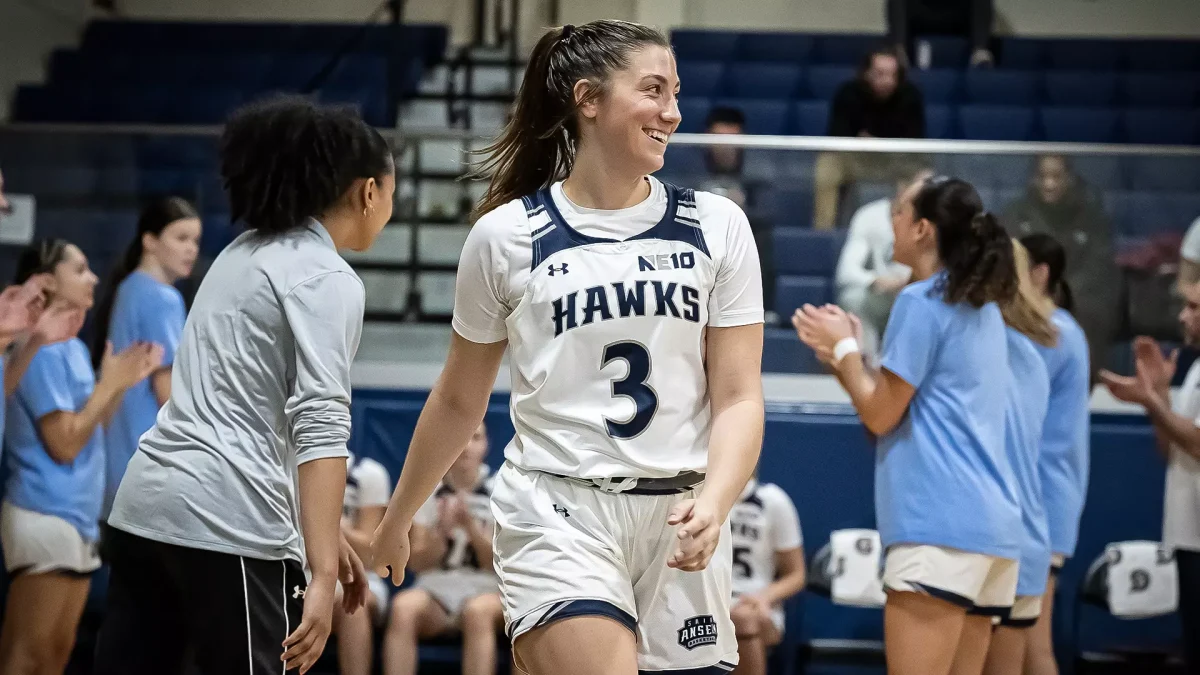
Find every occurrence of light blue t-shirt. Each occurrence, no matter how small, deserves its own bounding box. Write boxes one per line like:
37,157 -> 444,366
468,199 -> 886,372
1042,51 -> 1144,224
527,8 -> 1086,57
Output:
877,273 -> 1021,559
1033,308 -> 1091,556
1005,327 -> 1052,597
5,338 -> 104,541
102,271 -> 185,517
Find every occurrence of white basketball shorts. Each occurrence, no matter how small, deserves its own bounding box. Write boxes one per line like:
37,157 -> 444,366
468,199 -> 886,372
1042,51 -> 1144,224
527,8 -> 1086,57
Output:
883,544 -> 1018,617
491,462 -> 739,673
1,501 -> 101,575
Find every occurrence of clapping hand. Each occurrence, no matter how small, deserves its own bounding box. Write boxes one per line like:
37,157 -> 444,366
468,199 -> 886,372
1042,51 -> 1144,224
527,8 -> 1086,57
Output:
792,304 -> 859,365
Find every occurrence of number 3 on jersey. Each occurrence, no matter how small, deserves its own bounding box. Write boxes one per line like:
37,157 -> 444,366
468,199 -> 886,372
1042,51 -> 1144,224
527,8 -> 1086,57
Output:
602,341 -> 658,439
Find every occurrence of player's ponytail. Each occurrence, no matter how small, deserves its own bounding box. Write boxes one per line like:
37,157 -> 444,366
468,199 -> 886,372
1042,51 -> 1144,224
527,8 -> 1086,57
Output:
1019,233 -> 1075,313
914,176 -> 1017,308
1001,239 -> 1058,347
470,20 -> 670,222
220,96 -> 393,234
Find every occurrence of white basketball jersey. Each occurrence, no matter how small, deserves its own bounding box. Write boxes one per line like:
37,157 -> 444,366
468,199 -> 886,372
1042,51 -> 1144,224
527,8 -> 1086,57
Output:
729,480 -> 804,597
452,178 -> 763,479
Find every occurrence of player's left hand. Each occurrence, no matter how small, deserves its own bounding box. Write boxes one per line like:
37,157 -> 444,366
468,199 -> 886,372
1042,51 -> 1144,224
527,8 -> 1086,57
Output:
666,498 -> 722,572
735,593 -> 772,618
338,532 -> 370,615
792,304 -> 855,361
281,574 -> 336,674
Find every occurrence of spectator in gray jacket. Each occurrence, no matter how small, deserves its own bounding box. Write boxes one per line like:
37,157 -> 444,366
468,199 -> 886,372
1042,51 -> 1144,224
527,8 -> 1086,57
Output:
1003,154 -> 1117,379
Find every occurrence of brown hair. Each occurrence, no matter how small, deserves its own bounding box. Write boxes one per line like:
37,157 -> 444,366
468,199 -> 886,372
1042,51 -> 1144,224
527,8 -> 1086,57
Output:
469,20 -> 670,222
1001,240 -> 1058,347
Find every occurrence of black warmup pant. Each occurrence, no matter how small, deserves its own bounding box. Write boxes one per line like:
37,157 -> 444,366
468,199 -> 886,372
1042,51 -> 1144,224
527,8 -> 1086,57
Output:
887,0 -> 994,53
1177,549 -> 1200,674
93,527 -> 306,675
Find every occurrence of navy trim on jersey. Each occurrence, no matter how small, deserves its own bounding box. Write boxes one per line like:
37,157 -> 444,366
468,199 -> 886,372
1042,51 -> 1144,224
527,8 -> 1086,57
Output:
527,182 -> 710,271
741,489 -> 764,510
638,661 -> 737,674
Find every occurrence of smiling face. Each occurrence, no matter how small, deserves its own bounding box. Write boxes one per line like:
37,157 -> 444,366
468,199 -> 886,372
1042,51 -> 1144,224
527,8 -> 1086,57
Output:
577,45 -> 681,177
52,244 -> 99,309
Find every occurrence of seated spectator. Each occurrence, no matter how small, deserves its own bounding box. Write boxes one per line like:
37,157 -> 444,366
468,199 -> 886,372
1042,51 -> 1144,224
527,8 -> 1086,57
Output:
815,45 -> 925,230
698,106 -> 775,318
383,422 -> 502,675
835,169 -> 929,354
1180,215 -> 1200,293
887,0 -> 995,67
335,453 -> 394,675
728,476 -> 806,675
1003,154 -> 1118,378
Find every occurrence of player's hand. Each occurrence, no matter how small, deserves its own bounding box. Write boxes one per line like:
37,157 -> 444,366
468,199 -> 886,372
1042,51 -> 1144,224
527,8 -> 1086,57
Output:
338,532 -> 370,615
1099,369 -> 1154,405
1133,336 -> 1177,394
666,498 -> 722,572
100,341 -> 165,390
792,304 -> 853,363
0,274 -> 55,341
31,301 -> 85,346
281,574 -> 335,674
371,518 -> 412,586
735,593 -> 772,617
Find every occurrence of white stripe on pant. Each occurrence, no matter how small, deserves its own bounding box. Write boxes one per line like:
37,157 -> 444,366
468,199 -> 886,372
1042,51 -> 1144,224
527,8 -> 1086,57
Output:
241,557 -> 253,674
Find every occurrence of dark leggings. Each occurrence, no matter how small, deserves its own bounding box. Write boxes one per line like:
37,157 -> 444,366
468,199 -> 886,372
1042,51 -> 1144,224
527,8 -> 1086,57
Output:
886,0 -> 994,52
1177,549 -> 1200,674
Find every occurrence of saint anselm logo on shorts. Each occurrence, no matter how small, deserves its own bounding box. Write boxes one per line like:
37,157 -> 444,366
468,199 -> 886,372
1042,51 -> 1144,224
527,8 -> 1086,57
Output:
677,615 -> 718,650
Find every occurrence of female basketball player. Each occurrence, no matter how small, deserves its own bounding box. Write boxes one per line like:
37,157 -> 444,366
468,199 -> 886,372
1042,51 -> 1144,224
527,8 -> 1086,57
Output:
794,176 -> 1020,675
91,197 -> 201,517
982,240 -> 1056,675
0,239 -> 161,675
1017,233 -> 1091,675
373,20 -> 765,675
94,98 -> 394,675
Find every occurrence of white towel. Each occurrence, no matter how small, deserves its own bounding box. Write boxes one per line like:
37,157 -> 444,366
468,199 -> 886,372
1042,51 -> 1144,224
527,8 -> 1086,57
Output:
828,529 -> 887,608
1106,540 -> 1178,619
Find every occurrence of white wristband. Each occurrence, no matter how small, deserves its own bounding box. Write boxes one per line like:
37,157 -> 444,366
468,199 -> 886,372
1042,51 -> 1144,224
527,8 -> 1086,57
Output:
833,337 -> 860,365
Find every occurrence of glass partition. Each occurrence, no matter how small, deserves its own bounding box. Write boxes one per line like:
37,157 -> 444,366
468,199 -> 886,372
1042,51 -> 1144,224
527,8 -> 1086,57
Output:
2,124 -> 1197,376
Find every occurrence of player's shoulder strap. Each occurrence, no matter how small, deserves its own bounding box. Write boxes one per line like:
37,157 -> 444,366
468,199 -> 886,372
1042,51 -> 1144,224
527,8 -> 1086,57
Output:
519,182 -> 710,272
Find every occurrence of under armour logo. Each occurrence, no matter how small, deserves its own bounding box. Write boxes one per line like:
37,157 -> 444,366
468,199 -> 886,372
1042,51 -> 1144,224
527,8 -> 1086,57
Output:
553,504 -> 570,518
293,585 -> 305,599
548,264 -> 569,276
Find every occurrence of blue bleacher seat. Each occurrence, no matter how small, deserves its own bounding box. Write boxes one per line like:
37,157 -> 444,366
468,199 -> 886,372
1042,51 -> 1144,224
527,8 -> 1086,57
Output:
677,98 -> 712,133
1071,156 -> 1123,191
1123,109 -> 1199,145
672,30 -> 739,61
1040,107 -> 1120,143
763,190 -> 816,229
762,327 -> 823,373
959,105 -> 1036,141
773,228 -> 843,275
1046,39 -> 1124,71
909,68 -> 961,104
676,62 -> 726,98
189,53 -> 273,88
714,98 -> 789,135
164,89 -> 244,124
947,154 -> 1031,191
735,33 -> 815,63
813,35 -> 877,66
267,53 -> 329,89
322,87 -> 389,126
997,39 -> 1046,69
325,55 -> 389,90
1043,72 -> 1118,106
925,104 -> 955,139
1121,72 -> 1199,108
806,66 -> 855,100
138,169 -> 201,197
1107,191 -> 1199,236
725,63 -> 803,100
923,36 -> 969,67
776,276 -> 832,317
1125,156 -> 1200,191
1125,41 -> 1200,72
963,70 -> 1040,105
791,100 -> 828,136
659,146 -> 707,183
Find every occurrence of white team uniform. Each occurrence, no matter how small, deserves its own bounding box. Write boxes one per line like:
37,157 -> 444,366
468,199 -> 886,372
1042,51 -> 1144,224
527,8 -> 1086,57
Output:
729,480 -> 804,633
343,455 -> 393,622
454,177 -> 763,672
412,470 -> 498,620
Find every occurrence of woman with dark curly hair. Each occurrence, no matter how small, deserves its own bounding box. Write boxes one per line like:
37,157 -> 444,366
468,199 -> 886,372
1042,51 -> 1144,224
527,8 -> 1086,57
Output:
95,97 -> 395,675
794,176 -> 1020,675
